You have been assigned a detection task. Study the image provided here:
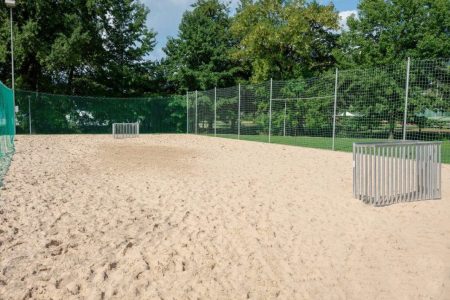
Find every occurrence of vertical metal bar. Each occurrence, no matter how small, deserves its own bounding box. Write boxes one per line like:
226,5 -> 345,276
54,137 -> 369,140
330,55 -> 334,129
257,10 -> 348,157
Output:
431,144 -> 435,198
195,91 -> 198,135
438,144 -> 442,198
392,146 -> 399,202
10,8 -> 16,136
369,147 -> 372,203
353,144 -> 356,197
238,83 -> 241,139
376,146 -> 380,205
399,146 -> 403,201
382,146 -> 385,204
358,146 -> 362,200
214,87 -> 217,137
424,144 -> 427,199
389,146 -> 393,203
420,145 -> 424,199
428,144 -> 432,199
403,57 -> 411,141
425,145 -> 428,199
28,95 -> 32,134
406,145 -> 410,201
365,146 -> 368,202
283,99 -> 287,137
269,79 -> 273,143
332,68 -> 339,151
186,92 -> 189,134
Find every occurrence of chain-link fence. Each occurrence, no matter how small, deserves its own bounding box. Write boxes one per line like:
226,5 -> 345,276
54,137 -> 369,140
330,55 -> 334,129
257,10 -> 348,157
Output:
0,81 -> 15,185
187,58 -> 450,163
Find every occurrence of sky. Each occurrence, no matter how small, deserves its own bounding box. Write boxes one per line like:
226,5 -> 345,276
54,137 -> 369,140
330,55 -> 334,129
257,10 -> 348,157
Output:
143,0 -> 359,60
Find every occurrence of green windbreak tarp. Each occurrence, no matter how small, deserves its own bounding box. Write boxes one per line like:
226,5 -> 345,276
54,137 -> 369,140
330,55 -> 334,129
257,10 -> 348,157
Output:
0,81 -> 15,184
14,90 -> 187,134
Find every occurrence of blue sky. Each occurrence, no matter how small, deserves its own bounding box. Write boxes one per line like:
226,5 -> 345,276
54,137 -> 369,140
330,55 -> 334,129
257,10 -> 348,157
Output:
143,0 -> 359,60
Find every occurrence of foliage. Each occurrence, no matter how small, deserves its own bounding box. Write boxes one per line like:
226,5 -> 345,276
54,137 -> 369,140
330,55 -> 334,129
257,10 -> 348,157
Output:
0,0 -> 156,96
164,0 -> 239,92
334,0 -> 450,68
230,0 -> 340,82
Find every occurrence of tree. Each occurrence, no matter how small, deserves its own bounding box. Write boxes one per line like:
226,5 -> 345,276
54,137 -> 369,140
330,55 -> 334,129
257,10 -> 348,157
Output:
334,0 -> 450,67
93,0 -> 156,96
163,0 -> 239,92
230,0 -> 339,82
0,0 -> 156,96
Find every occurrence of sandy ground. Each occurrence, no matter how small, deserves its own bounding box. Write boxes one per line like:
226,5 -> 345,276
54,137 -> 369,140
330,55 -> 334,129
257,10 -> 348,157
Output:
0,134 -> 449,300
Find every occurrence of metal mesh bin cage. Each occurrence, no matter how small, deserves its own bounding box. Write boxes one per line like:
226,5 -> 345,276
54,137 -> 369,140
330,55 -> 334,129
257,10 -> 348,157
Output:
112,122 -> 139,139
353,141 -> 442,206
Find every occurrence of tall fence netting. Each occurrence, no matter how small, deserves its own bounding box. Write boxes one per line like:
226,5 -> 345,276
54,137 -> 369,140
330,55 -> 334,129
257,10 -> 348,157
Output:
188,58 -> 450,164
14,91 -> 187,134
0,82 -> 15,184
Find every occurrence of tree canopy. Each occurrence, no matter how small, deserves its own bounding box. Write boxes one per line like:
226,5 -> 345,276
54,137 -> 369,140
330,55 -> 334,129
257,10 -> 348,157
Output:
230,0 -> 340,82
0,0 -> 156,96
334,0 -> 450,68
163,0 -> 239,92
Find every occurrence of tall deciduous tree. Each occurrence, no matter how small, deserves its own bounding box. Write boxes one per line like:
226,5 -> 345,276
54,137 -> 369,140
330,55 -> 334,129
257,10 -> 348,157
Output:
231,0 -> 340,82
0,0 -> 156,96
93,0 -> 156,96
163,0 -> 239,92
334,0 -> 450,67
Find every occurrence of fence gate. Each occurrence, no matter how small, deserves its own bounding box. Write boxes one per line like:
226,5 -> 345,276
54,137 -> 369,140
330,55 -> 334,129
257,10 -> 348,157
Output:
353,141 -> 441,206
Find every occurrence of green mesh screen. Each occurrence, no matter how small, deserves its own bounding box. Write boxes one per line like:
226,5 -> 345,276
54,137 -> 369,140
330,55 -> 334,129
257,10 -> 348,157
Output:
14,90 -> 187,134
0,81 -> 15,184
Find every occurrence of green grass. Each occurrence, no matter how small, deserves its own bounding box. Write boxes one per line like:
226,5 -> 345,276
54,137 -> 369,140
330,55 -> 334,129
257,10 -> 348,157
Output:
210,134 -> 450,164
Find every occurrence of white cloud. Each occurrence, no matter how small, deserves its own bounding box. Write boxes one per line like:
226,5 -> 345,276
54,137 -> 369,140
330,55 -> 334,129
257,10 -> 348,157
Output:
339,10 -> 358,31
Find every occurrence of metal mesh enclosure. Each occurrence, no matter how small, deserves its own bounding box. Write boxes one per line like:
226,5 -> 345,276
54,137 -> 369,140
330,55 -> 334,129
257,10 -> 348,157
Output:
353,141 -> 442,206
187,58 -> 450,164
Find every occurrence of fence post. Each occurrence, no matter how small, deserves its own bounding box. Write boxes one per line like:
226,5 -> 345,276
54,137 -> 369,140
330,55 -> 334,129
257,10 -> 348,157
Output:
283,99 -> 287,137
195,90 -> 198,134
238,83 -> 241,139
214,87 -> 217,137
28,95 -> 32,135
403,57 -> 411,141
332,68 -> 339,151
186,91 -> 189,134
269,78 -> 273,143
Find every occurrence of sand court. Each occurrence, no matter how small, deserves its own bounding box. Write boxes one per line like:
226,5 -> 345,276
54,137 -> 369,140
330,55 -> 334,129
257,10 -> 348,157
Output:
0,134 -> 449,299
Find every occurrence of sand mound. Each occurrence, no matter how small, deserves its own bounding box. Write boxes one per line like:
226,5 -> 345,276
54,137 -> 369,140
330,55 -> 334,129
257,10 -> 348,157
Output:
0,134 -> 449,299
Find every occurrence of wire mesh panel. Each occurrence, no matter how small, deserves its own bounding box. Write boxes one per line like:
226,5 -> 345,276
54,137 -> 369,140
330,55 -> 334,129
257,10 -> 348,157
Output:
406,59 -> 450,142
112,122 -> 139,139
335,63 -> 408,151
188,58 -> 448,164
271,76 -> 335,148
197,89 -> 215,135
216,86 -> 239,137
353,141 -> 441,206
187,91 -> 196,134
240,82 -> 270,141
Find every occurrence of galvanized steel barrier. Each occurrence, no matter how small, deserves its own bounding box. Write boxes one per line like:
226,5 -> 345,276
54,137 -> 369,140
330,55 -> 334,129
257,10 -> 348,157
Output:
112,122 -> 139,139
353,141 -> 442,206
